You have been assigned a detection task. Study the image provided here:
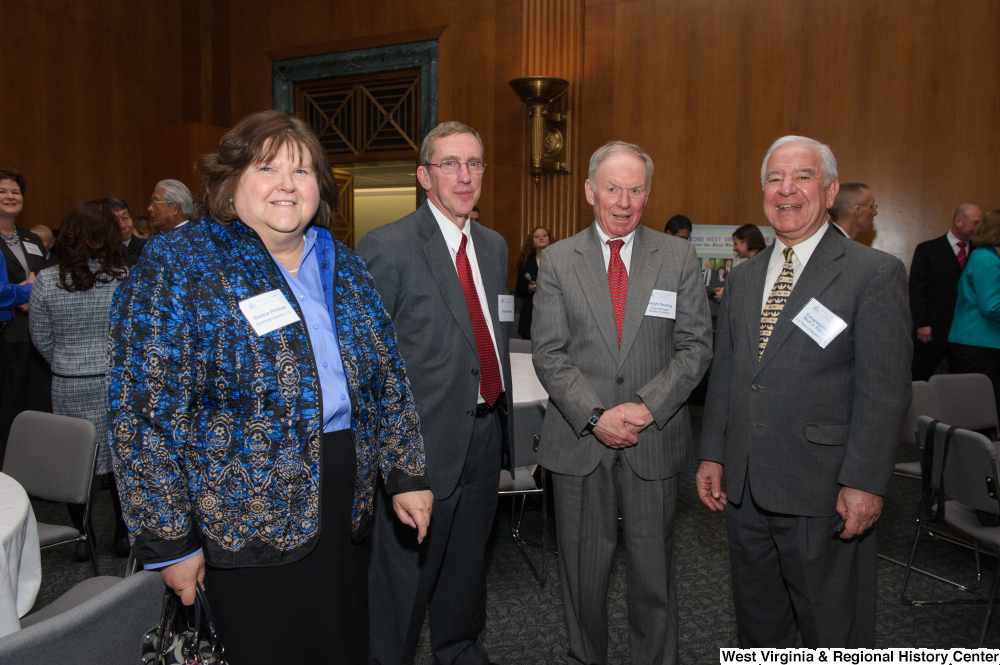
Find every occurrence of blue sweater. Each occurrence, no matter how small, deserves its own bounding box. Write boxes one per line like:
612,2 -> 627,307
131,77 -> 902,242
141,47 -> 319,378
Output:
107,217 -> 427,568
949,246 -> 1000,350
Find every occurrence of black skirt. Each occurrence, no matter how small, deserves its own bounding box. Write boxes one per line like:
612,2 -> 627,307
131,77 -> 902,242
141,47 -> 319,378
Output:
203,429 -> 369,664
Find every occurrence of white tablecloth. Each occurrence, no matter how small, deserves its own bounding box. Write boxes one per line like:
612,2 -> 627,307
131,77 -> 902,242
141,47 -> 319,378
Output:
509,352 -> 548,407
0,472 -> 41,638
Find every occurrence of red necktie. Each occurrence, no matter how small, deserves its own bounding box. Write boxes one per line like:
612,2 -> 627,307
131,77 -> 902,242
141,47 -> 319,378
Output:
456,233 -> 502,406
957,241 -> 968,269
607,239 -> 628,345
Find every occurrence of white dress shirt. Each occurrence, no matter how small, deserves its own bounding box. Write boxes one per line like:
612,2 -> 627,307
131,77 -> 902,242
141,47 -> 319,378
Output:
946,230 -> 967,257
428,201 -> 505,403
761,222 -> 830,313
594,223 -> 637,273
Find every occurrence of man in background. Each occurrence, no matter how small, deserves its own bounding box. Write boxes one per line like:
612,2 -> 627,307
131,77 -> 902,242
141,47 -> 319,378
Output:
102,197 -> 145,265
909,203 -> 982,381
29,225 -> 57,267
469,206 -> 480,223
828,182 -> 878,240
664,214 -> 692,240
148,179 -> 193,233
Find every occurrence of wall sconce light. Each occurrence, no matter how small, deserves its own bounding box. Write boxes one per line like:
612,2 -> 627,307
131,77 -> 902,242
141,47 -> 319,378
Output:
509,76 -> 571,185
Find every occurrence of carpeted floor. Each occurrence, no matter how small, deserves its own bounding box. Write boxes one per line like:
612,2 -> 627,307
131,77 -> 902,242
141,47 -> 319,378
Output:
27,414 -> 1000,663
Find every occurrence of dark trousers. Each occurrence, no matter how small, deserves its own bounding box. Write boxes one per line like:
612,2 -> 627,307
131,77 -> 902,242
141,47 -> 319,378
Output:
551,449 -> 679,665
726,482 -> 876,648
369,411 -> 501,665
950,342 -> 1000,424
911,341 -> 951,382
203,430 -> 369,664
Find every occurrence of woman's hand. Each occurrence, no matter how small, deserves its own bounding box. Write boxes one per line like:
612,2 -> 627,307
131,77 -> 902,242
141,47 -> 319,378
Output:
392,490 -> 434,544
528,282 -> 536,294
159,551 -> 206,606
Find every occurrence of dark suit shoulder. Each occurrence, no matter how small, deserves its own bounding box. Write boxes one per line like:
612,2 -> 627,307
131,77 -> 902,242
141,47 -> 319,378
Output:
361,208 -> 424,244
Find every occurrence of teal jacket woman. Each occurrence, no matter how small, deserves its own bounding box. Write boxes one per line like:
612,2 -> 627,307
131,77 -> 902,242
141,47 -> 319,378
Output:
106,216 -> 428,568
949,246 -> 1000,350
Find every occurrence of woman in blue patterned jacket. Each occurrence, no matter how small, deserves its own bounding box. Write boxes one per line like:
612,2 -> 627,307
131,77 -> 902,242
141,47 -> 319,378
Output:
106,110 -> 433,664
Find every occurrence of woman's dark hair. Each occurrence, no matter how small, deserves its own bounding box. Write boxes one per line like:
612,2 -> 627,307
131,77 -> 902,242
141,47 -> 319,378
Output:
197,110 -> 338,228
972,209 -> 1000,248
54,201 -> 128,292
732,223 -> 767,252
517,226 -> 554,269
132,215 -> 156,238
0,167 -> 25,194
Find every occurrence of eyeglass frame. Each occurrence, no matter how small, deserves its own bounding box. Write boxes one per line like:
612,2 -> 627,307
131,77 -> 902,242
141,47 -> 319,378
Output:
148,198 -> 177,207
423,160 -> 487,175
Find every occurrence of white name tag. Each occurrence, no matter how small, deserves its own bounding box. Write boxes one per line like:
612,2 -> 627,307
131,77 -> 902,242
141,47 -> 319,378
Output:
792,298 -> 847,348
498,294 -> 515,322
239,289 -> 300,337
645,289 -> 677,320
24,243 -> 43,257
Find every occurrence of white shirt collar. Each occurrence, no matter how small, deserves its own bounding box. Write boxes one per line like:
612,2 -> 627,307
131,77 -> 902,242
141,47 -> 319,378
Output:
771,222 -> 830,269
947,230 -> 965,248
428,199 -> 471,252
594,223 -> 637,253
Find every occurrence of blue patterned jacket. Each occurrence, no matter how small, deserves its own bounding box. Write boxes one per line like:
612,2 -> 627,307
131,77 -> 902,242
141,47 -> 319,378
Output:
106,218 -> 427,568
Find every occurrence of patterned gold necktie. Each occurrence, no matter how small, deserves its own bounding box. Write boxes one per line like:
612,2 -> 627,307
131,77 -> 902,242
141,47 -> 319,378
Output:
759,246 -> 795,358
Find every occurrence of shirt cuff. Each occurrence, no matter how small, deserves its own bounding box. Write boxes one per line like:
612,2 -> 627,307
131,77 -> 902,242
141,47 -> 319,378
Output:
143,548 -> 203,570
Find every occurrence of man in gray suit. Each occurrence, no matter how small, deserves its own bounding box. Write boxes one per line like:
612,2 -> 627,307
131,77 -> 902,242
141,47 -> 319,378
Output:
357,121 -> 514,665
532,141 -> 712,665
696,136 -> 911,647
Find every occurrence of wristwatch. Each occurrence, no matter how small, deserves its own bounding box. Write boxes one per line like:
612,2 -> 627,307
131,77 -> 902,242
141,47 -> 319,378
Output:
583,408 -> 605,434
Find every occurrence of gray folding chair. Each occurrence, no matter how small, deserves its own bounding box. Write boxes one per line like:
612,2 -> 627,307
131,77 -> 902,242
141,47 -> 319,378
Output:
900,420 -> 1000,646
499,401 -> 548,584
508,338 -> 533,354
930,373 -> 1000,440
2,411 -> 100,576
0,571 -> 164,664
893,380 -> 941,478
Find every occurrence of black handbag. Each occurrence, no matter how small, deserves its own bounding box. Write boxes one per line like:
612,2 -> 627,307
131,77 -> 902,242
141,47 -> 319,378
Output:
140,585 -> 228,664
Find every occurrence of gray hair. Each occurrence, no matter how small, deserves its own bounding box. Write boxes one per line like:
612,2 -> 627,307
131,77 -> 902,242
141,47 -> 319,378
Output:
419,121 -> 484,166
588,141 -> 654,191
155,179 -> 194,218
828,182 -> 870,221
760,136 -> 838,189
29,225 -> 53,245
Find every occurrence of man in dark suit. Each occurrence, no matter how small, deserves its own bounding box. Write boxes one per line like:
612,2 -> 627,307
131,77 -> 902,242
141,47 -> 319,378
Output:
827,182 -> 877,240
532,142 -> 712,664
697,136 -> 911,647
357,121 -> 514,665
102,197 -> 146,266
909,203 -> 982,380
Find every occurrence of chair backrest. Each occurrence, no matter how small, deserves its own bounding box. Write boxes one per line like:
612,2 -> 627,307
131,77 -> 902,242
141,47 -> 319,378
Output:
509,338 -> 533,355
0,571 -> 164,665
511,402 -> 545,468
929,373 -> 999,434
901,381 -> 941,446
2,411 -> 97,504
939,427 -> 1000,517
916,415 -> 953,488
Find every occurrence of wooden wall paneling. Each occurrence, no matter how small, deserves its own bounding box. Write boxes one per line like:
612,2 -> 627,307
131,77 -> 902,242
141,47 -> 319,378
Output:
142,123 -> 229,207
578,0 -> 617,231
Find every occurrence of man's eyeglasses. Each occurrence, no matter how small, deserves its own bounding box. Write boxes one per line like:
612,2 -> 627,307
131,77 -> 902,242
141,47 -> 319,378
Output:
149,199 -> 174,207
424,161 -> 487,175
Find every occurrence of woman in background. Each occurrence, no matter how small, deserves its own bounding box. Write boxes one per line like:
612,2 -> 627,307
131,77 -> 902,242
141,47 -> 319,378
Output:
732,223 -> 766,260
130,214 -> 155,240
948,209 -> 1000,419
515,226 -> 553,340
29,201 -> 130,558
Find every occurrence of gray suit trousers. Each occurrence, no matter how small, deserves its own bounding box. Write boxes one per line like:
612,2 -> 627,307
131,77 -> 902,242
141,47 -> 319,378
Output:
726,479 -> 876,648
552,447 -> 679,665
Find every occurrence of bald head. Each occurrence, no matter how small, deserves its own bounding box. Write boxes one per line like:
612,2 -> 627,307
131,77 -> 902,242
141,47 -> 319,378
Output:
952,203 -> 983,242
30,225 -> 54,252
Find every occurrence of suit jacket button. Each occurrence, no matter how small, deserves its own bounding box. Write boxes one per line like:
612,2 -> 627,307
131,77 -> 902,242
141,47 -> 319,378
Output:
472,368 -> 479,376
617,377 -> 624,385
467,410 -> 475,417
751,384 -> 760,391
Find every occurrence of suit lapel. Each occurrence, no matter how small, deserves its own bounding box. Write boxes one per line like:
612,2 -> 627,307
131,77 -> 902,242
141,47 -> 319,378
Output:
417,203 -> 478,353
754,229 -> 845,377
618,226 -> 660,366
573,225 -> 620,359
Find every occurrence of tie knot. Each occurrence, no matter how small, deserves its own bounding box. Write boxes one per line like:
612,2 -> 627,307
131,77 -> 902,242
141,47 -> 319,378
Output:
958,241 -> 965,250
782,246 -> 795,261
607,239 -> 625,255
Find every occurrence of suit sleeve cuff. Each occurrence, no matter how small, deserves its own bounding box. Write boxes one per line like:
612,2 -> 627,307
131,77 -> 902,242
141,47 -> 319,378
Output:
384,468 -> 431,495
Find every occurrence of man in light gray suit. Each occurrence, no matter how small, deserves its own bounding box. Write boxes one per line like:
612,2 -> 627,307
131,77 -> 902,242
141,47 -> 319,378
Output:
532,141 -> 712,665
696,136 -> 911,647
357,121 -> 514,665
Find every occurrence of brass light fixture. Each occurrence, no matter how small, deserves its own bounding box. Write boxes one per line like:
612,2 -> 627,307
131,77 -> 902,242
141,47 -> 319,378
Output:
509,76 -> 571,184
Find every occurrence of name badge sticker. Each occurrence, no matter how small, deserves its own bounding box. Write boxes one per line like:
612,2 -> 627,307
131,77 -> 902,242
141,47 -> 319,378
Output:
792,298 -> 848,349
645,289 -> 677,320
239,289 -> 301,337
24,243 -> 43,257
498,294 -> 515,322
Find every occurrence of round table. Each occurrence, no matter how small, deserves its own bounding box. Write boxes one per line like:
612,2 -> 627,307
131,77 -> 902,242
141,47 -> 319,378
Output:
0,472 -> 41,638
